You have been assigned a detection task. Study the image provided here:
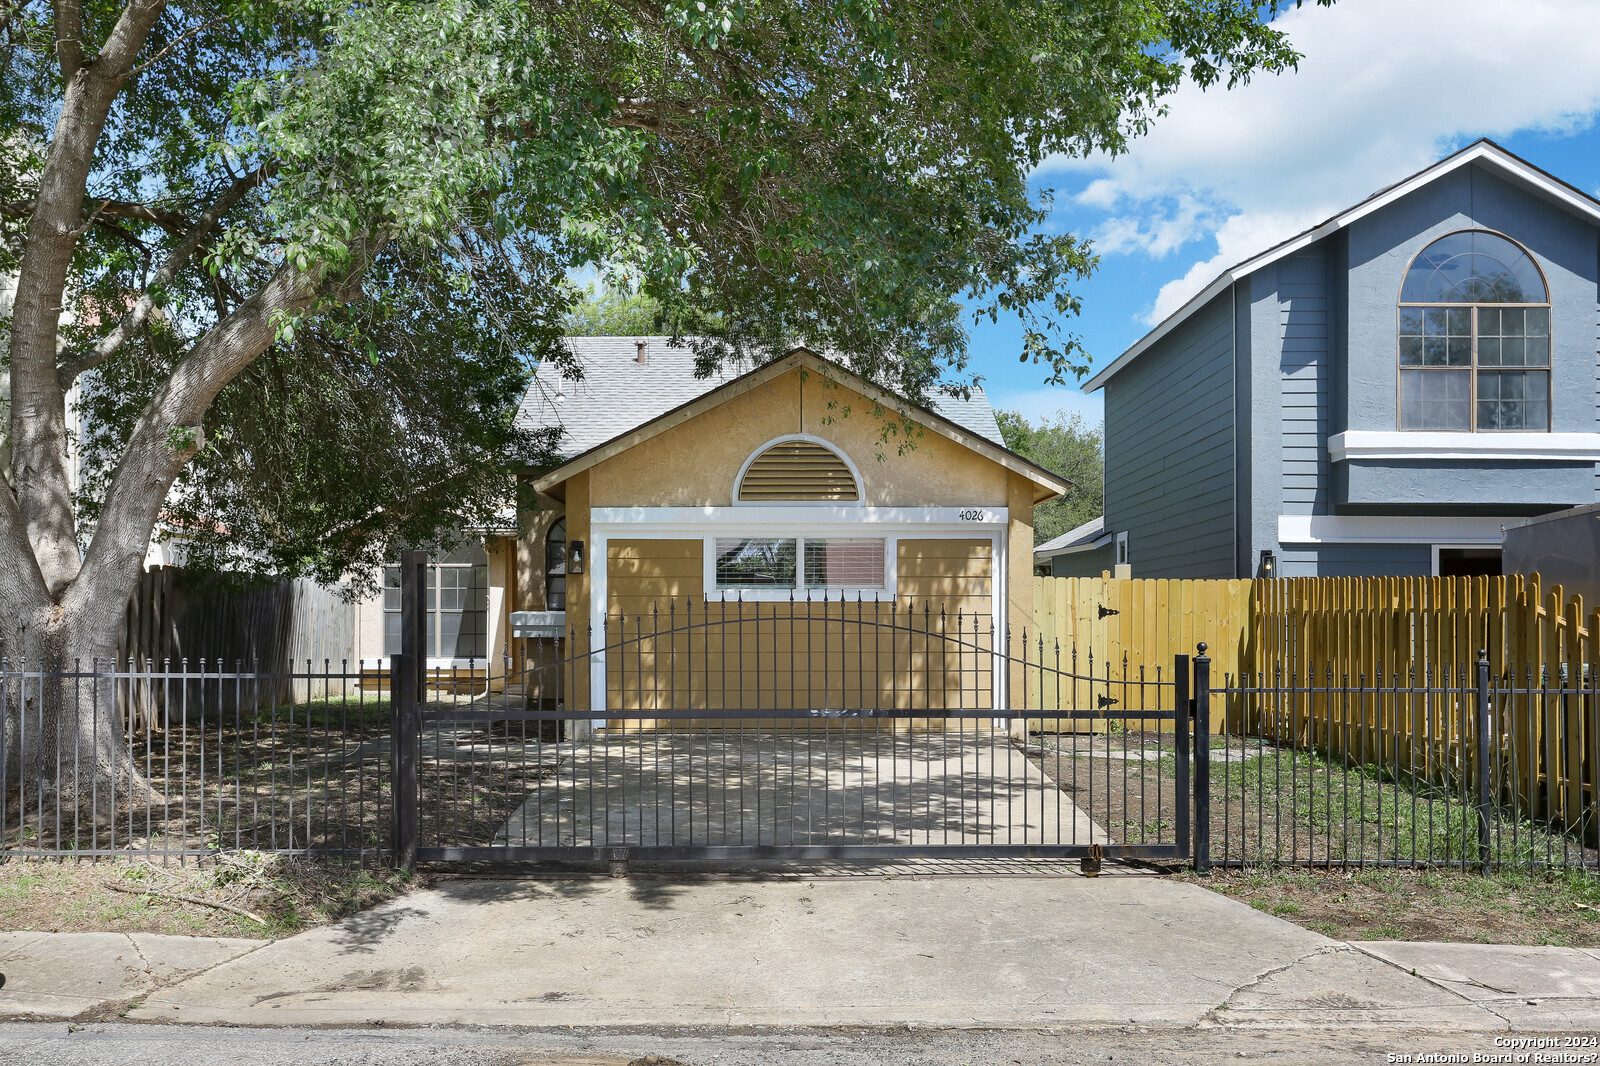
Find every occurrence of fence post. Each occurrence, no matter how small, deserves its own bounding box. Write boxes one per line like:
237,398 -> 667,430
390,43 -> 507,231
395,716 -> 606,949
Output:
1193,643 -> 1211,876
1174,653 -> 1191,861
391,549 -> 426,873
1476,649 -> 1492,877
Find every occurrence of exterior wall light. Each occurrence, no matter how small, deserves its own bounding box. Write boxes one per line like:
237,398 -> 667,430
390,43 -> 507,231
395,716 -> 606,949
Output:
567,539 -> 585,575
1258,549 -> 1276,578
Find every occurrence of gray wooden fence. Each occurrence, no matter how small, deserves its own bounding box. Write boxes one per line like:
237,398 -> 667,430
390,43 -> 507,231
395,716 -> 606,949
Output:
118,567 -> 358,729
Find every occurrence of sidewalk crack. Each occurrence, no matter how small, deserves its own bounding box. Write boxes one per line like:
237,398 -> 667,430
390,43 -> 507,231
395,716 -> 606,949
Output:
124,933 -> 151,971
1345,943 -> 1481,1004
1204,942 -> 1343,1021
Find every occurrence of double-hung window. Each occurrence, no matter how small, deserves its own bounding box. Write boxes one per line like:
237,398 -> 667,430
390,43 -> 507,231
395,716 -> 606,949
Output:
383,545 -> 490,658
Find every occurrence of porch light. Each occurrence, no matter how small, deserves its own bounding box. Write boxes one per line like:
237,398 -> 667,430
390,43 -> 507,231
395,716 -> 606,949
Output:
1258,549 -> 1276,578
568,539 -> 585,575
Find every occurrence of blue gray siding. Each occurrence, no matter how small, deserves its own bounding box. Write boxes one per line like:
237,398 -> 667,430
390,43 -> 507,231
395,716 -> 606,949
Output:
1103,291 -> 1236,578
1279,246 -> 1330,515
1049,545 -> 1114,578
1340,163 -> 1600,508
1278,544 -> 1431,578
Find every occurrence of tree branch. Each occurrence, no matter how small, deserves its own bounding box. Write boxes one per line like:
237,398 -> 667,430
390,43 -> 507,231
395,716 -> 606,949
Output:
0,0 -> 36,41
52,0 -> 82,82
57,164 -> 272,388
69,235 -> 384,622
130,14 -> 223,76
1,196 -> 193,234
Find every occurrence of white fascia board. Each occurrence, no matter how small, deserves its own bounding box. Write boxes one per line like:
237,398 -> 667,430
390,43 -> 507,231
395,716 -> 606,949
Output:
1085,143 -> 1600,395
1033,534 -> 1113,560
1278,514 -> 1518,546
591,505 -> 1008,534
1329,431 -> 1600,462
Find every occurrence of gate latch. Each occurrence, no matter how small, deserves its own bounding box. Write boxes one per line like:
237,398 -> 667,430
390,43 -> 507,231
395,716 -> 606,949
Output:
1097,604 -> 1119,619
1081,843 -> 1103,877
1097,695 -> 1119,710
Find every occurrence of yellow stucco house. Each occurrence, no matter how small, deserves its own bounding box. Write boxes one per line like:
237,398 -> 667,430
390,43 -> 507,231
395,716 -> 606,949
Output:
354,338 -> 1066,717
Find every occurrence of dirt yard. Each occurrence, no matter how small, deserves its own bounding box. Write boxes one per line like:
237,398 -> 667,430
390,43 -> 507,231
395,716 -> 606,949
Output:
0,855 -> 417,939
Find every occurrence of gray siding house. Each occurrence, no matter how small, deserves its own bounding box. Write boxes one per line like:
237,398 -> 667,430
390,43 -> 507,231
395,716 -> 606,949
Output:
1081,141 -> 1600,579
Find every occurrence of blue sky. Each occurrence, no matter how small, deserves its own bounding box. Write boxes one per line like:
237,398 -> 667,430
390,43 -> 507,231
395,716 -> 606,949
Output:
975,0 -> 1600,426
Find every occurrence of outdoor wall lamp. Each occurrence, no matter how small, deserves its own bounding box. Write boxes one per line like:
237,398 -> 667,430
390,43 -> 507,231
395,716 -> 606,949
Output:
567,539 -> 585,575
1258,549 -> 1276,578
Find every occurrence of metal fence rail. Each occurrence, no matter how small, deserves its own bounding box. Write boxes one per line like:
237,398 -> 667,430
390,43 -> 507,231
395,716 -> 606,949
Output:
1206,652 -> 1600,872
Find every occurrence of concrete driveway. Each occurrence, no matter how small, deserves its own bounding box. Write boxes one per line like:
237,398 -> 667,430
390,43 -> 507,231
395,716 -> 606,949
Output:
493,730 -> 1109,849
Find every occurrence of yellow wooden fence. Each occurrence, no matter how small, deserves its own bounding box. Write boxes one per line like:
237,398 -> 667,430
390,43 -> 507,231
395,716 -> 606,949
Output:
1253,575 -> 1598,827
1033,574 -> 1600,830
1029,576 -> 1254,728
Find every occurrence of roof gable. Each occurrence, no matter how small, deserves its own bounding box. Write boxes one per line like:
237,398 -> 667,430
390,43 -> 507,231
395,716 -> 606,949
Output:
1083,139 -> 1600,393
530,347 -> 1069,502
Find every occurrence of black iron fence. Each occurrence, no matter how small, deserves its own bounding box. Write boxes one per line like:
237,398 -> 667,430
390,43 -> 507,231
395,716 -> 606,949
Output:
1202,653 -> 1600,872
4,566 -> 1597,877
0,658 -> 391,862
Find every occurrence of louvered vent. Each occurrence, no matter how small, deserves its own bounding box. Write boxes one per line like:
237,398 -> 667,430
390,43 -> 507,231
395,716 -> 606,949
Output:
738,441 -> 858,501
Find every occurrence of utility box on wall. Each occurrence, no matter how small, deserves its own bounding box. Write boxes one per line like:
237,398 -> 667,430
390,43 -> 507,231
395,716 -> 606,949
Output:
1503,504 -> 1600,607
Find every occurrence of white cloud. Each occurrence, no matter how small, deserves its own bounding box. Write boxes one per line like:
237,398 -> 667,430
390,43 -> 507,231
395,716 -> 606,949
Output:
1091,194 -> 1213,259
1041,0 -> 1600,324
987,385 -> 1103,427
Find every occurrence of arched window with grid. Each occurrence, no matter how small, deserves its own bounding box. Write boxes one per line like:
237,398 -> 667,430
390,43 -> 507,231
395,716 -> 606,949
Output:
1397,230 -> 1550,432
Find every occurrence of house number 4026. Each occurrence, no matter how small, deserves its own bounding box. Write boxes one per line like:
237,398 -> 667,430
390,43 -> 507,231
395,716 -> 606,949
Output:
958,509 -> 987,521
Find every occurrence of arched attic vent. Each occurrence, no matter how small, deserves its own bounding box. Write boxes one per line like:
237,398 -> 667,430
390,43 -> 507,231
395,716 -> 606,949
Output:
735,437 -> 860,502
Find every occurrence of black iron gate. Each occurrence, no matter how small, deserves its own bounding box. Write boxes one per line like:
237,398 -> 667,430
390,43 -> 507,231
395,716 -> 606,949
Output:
387,552 -> 1207,870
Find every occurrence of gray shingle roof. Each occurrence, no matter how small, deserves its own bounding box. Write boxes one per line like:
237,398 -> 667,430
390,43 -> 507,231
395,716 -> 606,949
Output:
1033,516 -> 1109,559
518,337 -> 1005,459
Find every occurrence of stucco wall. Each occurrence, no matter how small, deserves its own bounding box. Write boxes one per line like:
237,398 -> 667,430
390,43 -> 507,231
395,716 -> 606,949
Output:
586,369 -> 1011,508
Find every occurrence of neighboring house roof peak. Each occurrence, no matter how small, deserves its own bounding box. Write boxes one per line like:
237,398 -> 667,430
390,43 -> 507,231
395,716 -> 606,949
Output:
1082,139 -> 1600,394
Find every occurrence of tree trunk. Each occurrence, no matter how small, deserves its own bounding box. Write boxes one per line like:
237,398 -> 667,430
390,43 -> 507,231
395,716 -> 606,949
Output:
2,570 -> 155,824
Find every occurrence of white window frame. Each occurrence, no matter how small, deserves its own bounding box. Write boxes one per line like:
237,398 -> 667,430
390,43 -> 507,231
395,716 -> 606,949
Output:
708,535 -> 895,601
369,547 -> 493,669
587,504 -> 1009,721
1115,531 -> 1130,567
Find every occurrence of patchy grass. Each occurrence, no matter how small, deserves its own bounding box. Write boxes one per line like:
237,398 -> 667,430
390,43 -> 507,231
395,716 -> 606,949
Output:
1185,865 -> 1600,946
1032,730 -> 1595,868
0,854 -> 419,940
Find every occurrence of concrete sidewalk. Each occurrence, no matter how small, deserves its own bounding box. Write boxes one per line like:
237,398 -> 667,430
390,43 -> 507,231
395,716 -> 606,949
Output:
1,873 -> 1597,1032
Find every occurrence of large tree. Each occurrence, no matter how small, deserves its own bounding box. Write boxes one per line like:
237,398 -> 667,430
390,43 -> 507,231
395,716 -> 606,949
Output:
996,409 -> 1104,546
0,0 -> 1322,793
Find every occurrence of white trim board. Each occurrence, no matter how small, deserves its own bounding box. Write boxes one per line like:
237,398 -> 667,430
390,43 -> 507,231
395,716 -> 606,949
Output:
1083,140 -> 1600,394
1278,514 -> 1517,546
592,504 -> 1007,533
1329,431 -> 1600,462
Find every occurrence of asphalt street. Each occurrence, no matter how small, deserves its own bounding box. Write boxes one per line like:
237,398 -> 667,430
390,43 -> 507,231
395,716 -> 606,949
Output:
0,1021 -> 1570,1066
